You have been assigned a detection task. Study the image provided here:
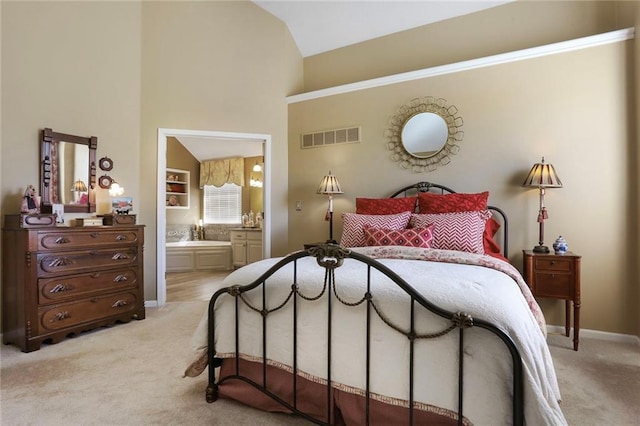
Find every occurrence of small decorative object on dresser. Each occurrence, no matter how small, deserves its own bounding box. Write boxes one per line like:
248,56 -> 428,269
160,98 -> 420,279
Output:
20,184 -> 40,214
523,249 -> 582,350
1,219 -> 145,352
553,235 -> 568,254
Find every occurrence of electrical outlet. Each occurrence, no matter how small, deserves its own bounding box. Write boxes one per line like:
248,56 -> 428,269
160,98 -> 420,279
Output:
295,201 -> 303,211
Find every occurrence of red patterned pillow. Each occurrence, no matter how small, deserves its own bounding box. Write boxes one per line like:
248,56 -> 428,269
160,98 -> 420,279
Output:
484,218 -> 502,255
340,212 -> 412,248
356,197 -> 417,215
417,191 -> 503,255
363,225 -> 434,248
417,191 -> 488,214
410,211 -> 492,254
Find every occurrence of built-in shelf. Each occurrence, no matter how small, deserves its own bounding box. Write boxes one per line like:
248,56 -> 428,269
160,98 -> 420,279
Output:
166,168 -> 190,209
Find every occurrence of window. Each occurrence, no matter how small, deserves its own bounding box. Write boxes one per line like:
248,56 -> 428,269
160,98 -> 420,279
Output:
203,183 -> 242,224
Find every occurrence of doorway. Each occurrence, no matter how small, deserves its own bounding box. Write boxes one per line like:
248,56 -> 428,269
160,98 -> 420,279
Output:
156,128 -> 272,306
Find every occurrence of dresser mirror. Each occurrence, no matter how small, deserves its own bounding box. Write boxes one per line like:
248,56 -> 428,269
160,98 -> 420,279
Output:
40,128 -> 98,213
385,97 -> 464,173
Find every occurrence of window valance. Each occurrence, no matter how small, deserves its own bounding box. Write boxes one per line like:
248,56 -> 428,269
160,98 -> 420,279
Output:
199,157 -> 245,188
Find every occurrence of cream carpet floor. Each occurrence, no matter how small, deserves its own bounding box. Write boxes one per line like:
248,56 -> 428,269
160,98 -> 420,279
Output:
1,301 -> 638,425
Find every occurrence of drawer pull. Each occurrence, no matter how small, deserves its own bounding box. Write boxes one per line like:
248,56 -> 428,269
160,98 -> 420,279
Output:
49,311 -> 70,322
550,261 -> 556,265
90,232 -> 100,238
112,253 -> 129,260
54,237 -> 71,245
114,275 -> 128,282
90,272 -> 101,278
112,300 -> 128,308
50,283 -> 73,293
48,257 -> 73,267
116,235 -> 128,241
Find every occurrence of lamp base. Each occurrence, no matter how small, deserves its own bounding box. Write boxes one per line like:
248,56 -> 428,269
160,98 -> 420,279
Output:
533,245 -> 550,253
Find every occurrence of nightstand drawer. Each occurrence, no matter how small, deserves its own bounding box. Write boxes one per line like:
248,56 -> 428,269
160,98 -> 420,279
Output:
534,272 -> 573,298
534,257 -> 572,272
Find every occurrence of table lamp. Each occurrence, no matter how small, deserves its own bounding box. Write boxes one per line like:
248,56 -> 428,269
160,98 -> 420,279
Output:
317,171 -> 343,243
522,157 -> 563,253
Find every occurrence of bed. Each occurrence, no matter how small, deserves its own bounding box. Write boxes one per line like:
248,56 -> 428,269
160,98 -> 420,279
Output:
185,182 -> 566,425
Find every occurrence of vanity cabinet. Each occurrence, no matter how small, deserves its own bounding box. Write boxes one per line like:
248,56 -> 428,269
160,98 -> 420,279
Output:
230,228 -> 263,268
166,168 -> 190,209
1,220 -> 145,352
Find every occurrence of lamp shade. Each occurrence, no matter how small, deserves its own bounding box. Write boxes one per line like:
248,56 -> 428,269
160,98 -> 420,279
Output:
71,179 -> 87,192
522,157 -> 563,188
316,171 -> 343,195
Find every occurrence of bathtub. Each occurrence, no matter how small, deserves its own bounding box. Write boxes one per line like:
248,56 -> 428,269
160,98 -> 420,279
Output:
166,240 -> 232,272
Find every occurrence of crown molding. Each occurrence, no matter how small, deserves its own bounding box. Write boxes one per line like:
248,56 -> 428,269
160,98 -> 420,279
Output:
287,28 -> 635,104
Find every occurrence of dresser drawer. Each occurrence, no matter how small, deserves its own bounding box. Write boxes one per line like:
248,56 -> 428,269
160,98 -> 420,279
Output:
38,229 -> 141,251
37,248 -> 139,276
37,291 -> 139,332
534,272 -> 573,298
533,257 -> 572,272
38,269 -> 139,305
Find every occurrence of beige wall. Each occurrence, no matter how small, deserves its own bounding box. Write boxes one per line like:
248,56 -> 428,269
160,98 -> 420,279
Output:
616,1 -> 640,336
140,1 -> 302,299
1,1 -> 143,222
289,6 -> 638,335
1,1 -> 303,303
303,1 -> 621,92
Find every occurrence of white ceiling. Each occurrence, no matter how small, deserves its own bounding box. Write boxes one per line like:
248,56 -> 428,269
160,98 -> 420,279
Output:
177,1 -> 512,160
176,135 -> 264,162
253,0 -> 513,57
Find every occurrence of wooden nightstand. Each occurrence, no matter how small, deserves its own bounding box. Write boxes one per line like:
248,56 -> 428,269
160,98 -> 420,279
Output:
523,250 -> 582,350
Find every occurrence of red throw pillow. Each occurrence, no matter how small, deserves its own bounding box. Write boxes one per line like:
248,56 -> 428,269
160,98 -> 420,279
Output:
417,191 -> 488,214
363,225 -> 434,248
356,197 -> 417,215
484,218 -> 502,255
417,191 -> 504,256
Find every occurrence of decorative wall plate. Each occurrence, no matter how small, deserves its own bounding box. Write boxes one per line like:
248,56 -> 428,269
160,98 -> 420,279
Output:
99,156 -> 113,171
98,175 -> 113,189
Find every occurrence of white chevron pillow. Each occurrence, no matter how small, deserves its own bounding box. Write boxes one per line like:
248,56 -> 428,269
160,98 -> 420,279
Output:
410,210 -> 492,254
340,211 -> 412,248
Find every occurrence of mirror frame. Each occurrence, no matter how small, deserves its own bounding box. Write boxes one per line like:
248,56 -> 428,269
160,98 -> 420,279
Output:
40,128 -> 98,214
385,97 -> 464,173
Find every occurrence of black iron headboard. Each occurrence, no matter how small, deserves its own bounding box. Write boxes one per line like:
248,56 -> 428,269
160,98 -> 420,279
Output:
389,182 -> 509,257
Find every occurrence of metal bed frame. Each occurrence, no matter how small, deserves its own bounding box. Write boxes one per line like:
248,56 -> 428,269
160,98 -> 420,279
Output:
205,182 -> 522,425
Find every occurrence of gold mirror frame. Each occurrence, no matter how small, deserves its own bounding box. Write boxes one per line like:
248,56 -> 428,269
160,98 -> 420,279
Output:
385,97 -> 464,172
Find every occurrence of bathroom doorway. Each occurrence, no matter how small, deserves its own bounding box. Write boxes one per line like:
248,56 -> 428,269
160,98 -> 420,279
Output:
156,128 -> 272,306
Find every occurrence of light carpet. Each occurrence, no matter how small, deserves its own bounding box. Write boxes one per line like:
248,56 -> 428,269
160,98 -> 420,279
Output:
1,301 -> 638,425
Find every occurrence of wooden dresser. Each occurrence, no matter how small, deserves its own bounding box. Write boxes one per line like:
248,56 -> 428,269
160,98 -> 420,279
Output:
2,218 -> 145,352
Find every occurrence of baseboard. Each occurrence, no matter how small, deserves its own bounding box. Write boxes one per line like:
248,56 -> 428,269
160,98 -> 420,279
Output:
546,325 -> 640,345
145,300 -> 159,308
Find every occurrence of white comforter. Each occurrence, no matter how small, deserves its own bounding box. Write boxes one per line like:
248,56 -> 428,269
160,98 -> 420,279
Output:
187,246 -> 566,426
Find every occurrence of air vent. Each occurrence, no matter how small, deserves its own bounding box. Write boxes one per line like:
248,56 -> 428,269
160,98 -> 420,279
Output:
301,126 -> 361,149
